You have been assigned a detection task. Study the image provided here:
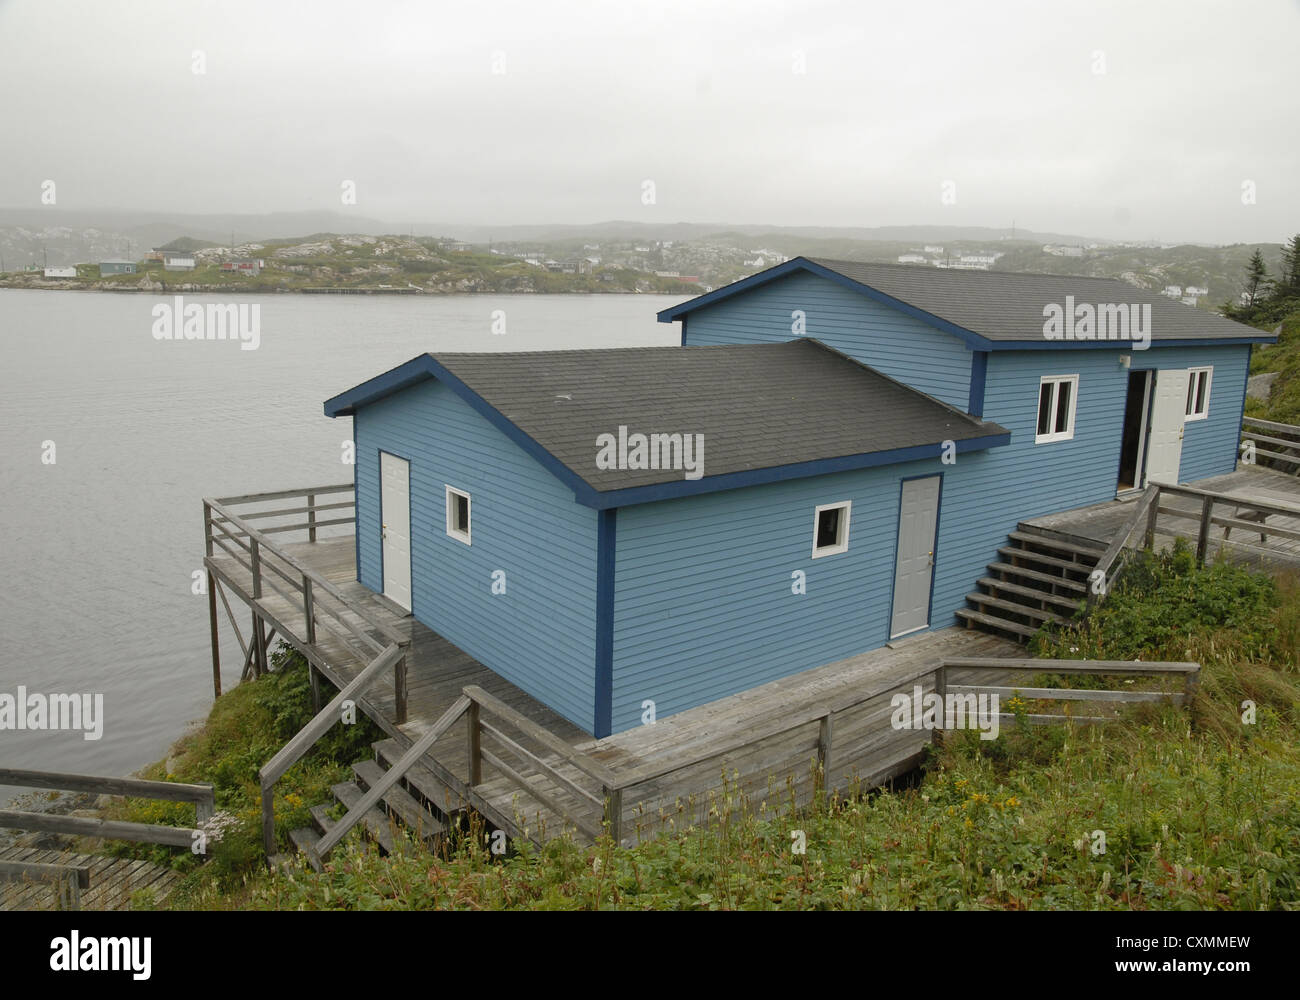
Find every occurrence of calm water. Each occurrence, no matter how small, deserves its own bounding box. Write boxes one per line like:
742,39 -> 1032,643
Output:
0,289 -> 683,799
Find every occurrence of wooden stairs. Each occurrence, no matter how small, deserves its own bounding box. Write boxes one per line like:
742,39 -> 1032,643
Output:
284,742 -> 454,871
956,524 -> 1104,643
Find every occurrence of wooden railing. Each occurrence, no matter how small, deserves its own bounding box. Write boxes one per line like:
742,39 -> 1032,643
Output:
1086,484 -> 1160,609
203,486 -> 411,720
942,657 -> 1200,725
0,768 -> 215,851
304,652 -> 1202,859
1242,416 -> 1300,475
0,860 -> 91,910
258,642 -> 405,859
1087,480 -> 1300,610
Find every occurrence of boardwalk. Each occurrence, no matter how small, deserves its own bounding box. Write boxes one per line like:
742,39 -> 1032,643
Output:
204,489 -> 1019,847
0,846 -> 182,911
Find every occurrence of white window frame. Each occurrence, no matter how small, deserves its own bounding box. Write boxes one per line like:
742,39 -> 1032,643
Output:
811,501 -> 851,559
1185,366 -> 1212,421
445,485 -> 472,545
1035,374 -> 1079,444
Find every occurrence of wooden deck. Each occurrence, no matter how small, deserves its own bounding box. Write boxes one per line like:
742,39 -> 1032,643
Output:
204,489 -> 1020,848
0,846 -> 182,911
1024,466 -> 1300,572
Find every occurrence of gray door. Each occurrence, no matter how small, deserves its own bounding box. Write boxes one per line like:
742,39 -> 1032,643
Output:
890,476 -> 941,638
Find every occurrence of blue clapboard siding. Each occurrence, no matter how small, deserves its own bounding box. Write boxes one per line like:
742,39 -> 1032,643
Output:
354,380 -> 599,733
682,270 -> 973,410
611,461 -> 948,731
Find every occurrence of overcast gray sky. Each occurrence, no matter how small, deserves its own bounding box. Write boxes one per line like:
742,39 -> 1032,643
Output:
0,0 -> 1295,243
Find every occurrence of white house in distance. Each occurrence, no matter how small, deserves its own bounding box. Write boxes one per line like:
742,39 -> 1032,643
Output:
43,266 -> 77,278
1163,285 -> 1182,298
897,253 -> 927,264
1185,285 -> 1209,297
163,252 -> 197,271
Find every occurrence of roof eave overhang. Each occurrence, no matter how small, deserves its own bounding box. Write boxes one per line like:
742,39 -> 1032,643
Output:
580,431 -> 1012,510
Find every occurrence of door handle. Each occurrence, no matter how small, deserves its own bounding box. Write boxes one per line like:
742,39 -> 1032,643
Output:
382,523 -> 388,538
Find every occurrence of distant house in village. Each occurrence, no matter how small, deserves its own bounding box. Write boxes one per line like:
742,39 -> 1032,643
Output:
98,259 -> 137,276
43,266 -> 77,278
321,257 -> 1272,738
897,254 -> 927,264
1185,285 -> 1209,297
162,252 -> 197,271
1163,285 -> 1183,298
220,258 -> 265,276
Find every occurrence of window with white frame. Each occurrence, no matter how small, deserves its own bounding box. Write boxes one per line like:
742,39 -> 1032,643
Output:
1035,374 -> 1079,443
1185,367 -> 1212,421
811,501 -> 851,558
445,486 -> 471,544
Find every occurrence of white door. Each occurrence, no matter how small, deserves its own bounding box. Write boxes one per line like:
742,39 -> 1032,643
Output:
890,476 -> 941,638
1145,369 -> 1189,485
379,452 -> 412,612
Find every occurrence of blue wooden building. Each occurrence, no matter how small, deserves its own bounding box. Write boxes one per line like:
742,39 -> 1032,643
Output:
324,257 -> 1274,738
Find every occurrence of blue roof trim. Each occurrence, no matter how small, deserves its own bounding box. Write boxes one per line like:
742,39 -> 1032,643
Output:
657,257 -> 995,351
968,351 -> 988,418
656,257 -> 1278,351
582,432 -> 1011,510
325,355 -> 1011,511
593,508 -> 616,739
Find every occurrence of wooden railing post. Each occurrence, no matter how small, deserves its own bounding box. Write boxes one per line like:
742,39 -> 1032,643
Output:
817,711 -> 833,797
262,782 -> 276,859
307,492 -> 317,543
603,786 -> 623,845
203,501 -> 214,558
394,647 -> 408,725
932,663 -> 947,745
1143,487 -> 1160,549
302,575 -> 316,645
467,699 -> 482,785
1196,495 -> 1213,565
250,537 -> 262,599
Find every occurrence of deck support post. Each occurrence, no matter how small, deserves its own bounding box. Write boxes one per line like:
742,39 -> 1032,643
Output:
261,783 -> 275,859
207,570 -> 221,699
467,699 -> 482,785
309,664 -> 321,714
307,492 -> 317,543
1196,495 -> 1214,566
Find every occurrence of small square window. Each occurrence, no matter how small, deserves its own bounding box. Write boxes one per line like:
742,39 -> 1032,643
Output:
811,501 -> 851,558
1185,367 -> 1212,421
1035,375 -> 1079,443
445,486 -> 471,545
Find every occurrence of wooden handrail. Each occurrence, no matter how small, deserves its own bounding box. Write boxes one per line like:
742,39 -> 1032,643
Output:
0,768 -> 215,823
1087,484 -> 1159,608
205,493 -> 406,650
259,642 -> 405,858
213,483 -> 355,506
312,694 -> 473,863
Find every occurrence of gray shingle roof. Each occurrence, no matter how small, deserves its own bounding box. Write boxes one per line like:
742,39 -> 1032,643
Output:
802,257 -> 1260,343
432,338 -> 1007,493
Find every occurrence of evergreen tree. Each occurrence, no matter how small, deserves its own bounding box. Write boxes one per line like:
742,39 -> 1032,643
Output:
1276,234 -> 1300,298
1243,248 -> 1271,308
